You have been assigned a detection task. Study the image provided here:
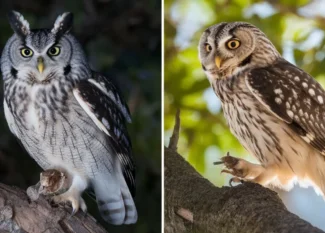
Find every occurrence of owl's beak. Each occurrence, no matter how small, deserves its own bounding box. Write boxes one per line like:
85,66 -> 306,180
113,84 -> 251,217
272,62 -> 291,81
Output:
37,57 -> 44,74
215,56 -> 222,69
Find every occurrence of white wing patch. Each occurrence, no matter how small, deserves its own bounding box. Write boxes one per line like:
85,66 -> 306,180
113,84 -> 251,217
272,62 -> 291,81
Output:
88,79 -> 112,97
88,79 -> 131,123
73,89 -> 111,136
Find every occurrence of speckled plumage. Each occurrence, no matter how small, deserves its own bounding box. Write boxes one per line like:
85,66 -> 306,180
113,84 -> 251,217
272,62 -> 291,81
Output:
199,22 -> 325,195
1,11 -> 137,224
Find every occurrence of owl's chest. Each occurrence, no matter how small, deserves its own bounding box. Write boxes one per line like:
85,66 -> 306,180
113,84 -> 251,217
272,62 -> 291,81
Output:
6,81 -> 87,148
6,82 -> 101,169
213,79 -> 288,164
8,82 -> 73,128
222,92 -> 271,161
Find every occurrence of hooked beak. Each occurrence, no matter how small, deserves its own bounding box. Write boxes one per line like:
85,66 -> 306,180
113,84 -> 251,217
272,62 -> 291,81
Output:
37,57 -> 44,74
215,56 -> 222,69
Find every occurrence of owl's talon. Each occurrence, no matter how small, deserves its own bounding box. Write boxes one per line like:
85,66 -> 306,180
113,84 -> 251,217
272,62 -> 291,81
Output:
69,197 -> 87,217
70,208 -> 78,217
69,197 -> 82,216
229,178 -> 235,187
213,161 -> 224,165
213,152 -> 232,166
229,177 -> 244,187
51,190 -> 86,217
220,169 -> 234,175
80,198 -> 87,213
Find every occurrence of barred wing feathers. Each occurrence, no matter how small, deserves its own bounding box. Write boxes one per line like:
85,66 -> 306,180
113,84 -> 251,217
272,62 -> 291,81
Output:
73,71 -> 135,196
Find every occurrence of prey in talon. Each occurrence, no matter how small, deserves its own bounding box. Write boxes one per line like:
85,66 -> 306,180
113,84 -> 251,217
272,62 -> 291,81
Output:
39,169 -> 87,216
27,169 -> 86,216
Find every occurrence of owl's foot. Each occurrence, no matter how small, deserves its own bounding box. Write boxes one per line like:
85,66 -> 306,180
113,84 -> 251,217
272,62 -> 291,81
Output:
214,152 -> 265,185
228,177 -> 245,187
52,188 -> 87,216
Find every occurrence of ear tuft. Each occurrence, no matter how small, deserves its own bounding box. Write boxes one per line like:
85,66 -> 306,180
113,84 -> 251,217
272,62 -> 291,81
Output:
51,12 -> 73,38
8,11 -> 30,38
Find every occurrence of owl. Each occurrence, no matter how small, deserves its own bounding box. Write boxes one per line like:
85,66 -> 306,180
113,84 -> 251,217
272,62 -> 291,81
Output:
1,11 -> 137,225
199,22 -> 325,196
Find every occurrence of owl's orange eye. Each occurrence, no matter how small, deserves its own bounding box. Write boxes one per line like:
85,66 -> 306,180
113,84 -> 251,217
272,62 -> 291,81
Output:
205,43 -> 212,52
226,39 -> 241,49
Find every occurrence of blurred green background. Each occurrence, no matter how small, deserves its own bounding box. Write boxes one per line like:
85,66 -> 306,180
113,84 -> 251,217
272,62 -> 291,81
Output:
0,0 -> 161,232
165,0 -> 325,230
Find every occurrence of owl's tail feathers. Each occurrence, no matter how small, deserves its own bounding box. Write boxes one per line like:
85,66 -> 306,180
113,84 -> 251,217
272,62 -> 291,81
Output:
94,180 -> 137,225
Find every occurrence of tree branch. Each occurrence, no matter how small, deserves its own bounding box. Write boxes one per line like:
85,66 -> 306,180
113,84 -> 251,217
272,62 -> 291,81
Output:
168,109 -> 180,152
164,113 -> 324,233
0,181 -> 107,233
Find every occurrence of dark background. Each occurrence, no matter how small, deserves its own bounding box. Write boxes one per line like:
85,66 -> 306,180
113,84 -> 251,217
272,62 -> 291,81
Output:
0,0 -> 161,232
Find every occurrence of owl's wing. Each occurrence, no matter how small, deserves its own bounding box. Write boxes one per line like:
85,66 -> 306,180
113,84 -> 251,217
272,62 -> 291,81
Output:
245,59 -> 325,155
73,71 -> 135,196
3,100 -> 19,138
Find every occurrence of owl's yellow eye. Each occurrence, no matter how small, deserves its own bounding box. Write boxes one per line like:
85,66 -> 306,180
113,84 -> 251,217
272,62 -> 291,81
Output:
21,48 -> 33,57
48,46 -> 60,56
226,39 -> 241,49
205,43 -> 212,52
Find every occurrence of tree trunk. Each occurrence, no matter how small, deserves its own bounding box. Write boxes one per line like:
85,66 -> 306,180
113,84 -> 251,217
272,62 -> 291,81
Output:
0,183 -> 107,233
164,111 -> 324,233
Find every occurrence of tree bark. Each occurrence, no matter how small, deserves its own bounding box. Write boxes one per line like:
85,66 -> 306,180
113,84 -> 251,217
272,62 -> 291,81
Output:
0,183 -> 107,233
164,111 -> 324,233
